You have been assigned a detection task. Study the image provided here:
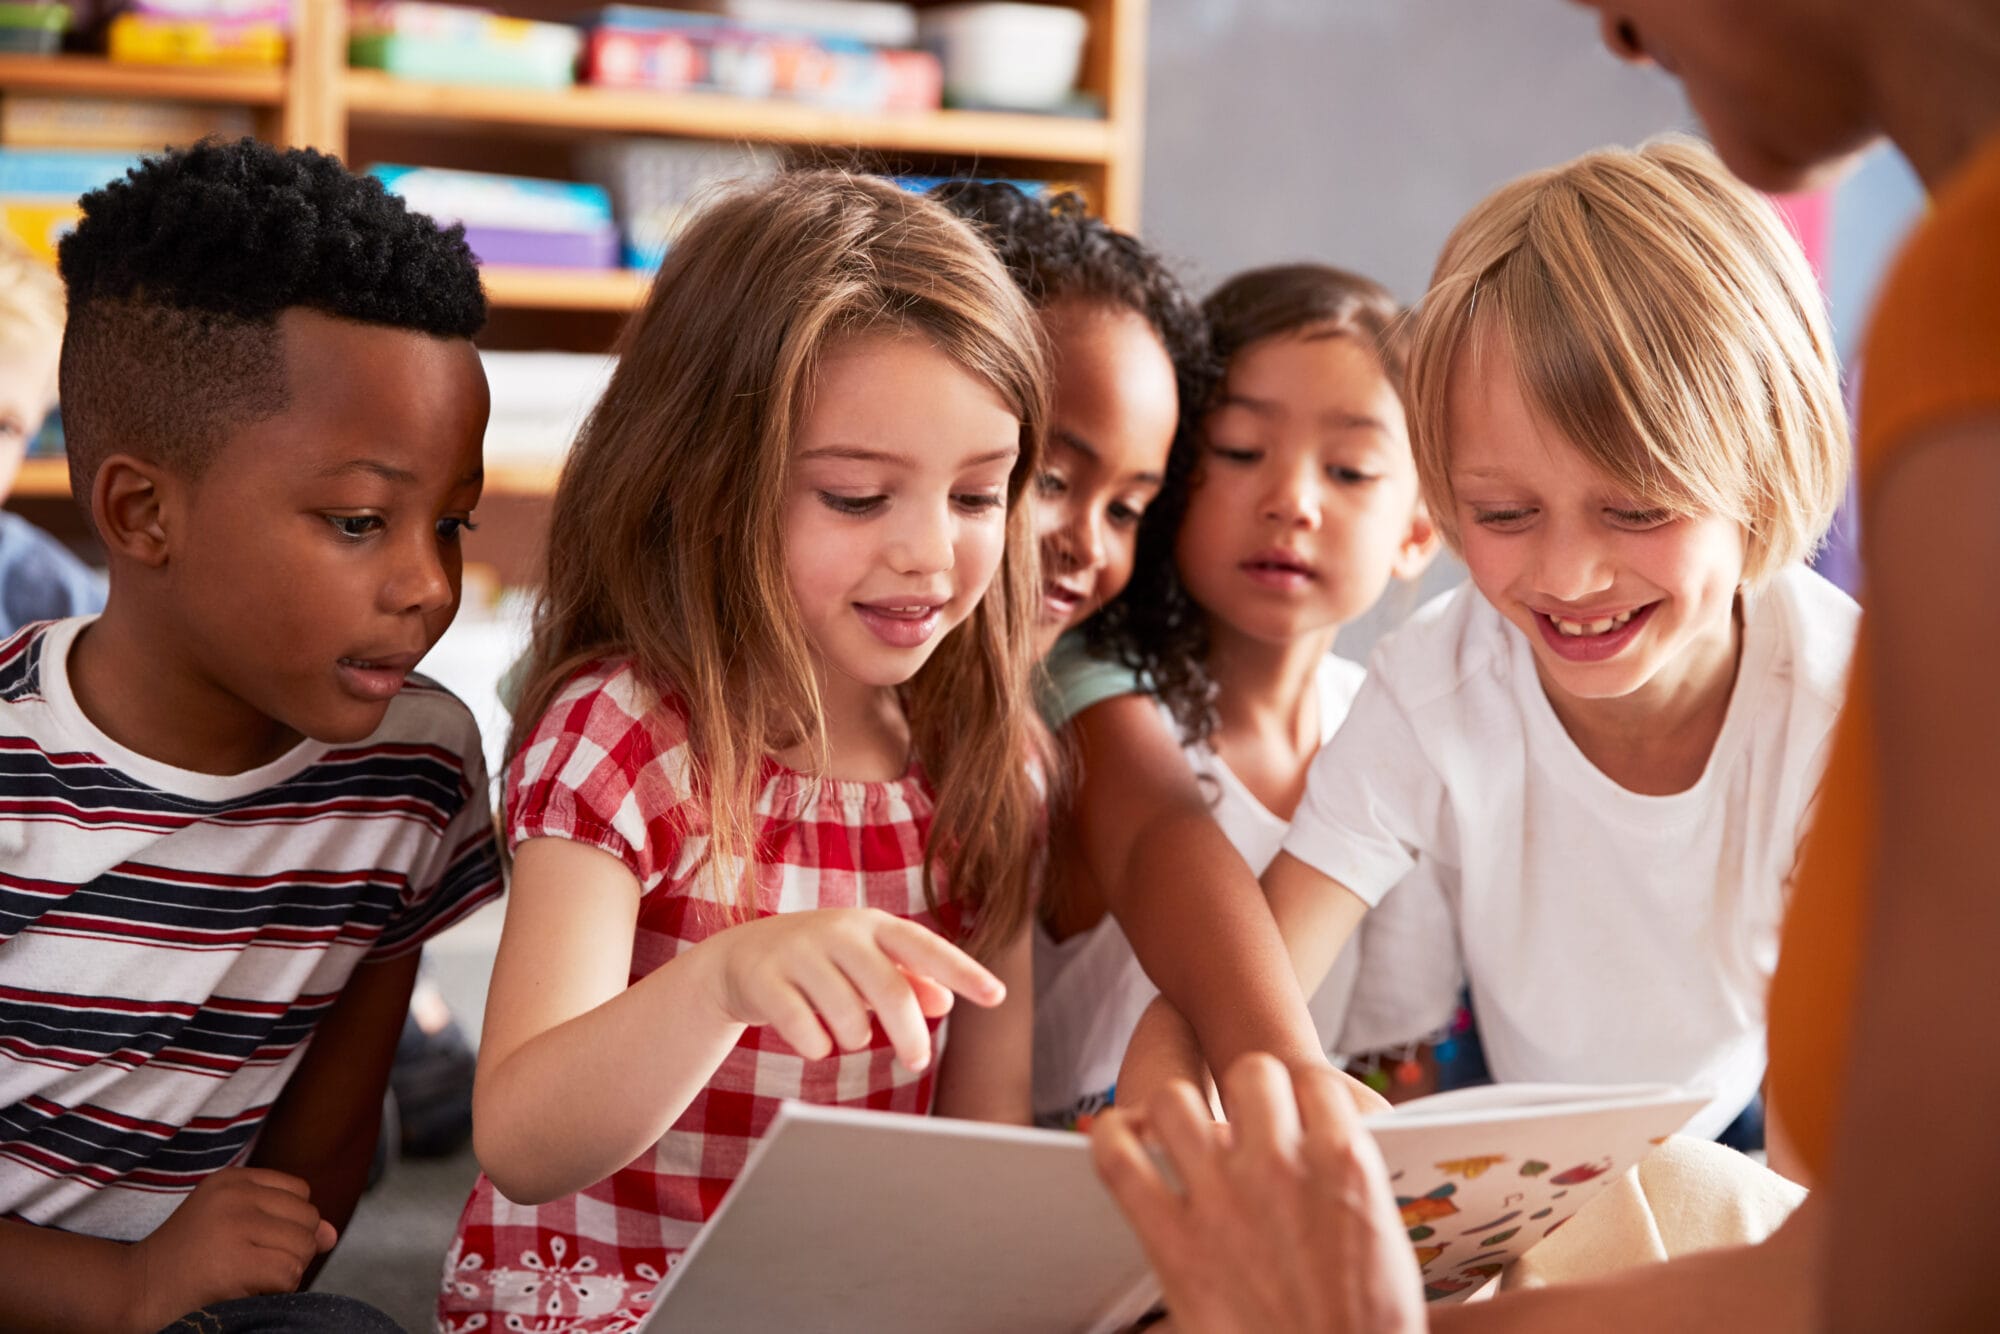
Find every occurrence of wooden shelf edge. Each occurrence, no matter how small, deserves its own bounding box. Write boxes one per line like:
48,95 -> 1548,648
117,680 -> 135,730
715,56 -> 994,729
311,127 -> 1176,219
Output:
10,458 -> 73,500
343,71 -> 1118,163
0,54 -> 286,106
482,265 -> 651,312
14,455 -> 558,499
485,462 -> 561,495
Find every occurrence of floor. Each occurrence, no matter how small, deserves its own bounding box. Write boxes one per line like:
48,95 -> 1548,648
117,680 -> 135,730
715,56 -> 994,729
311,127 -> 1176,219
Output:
315,900 -> 504,1334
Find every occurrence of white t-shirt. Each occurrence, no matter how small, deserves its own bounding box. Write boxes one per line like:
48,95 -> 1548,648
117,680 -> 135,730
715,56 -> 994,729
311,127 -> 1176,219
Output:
1032,653 -> 1368,1127
1286,567 -> 1857,1141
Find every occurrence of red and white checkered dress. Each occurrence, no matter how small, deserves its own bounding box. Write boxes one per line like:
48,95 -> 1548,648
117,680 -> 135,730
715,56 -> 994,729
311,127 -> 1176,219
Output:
438,660 -> 968,1334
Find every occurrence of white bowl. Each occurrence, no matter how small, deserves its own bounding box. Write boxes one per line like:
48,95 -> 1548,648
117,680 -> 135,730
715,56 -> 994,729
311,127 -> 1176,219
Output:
917,2 -> 1089,112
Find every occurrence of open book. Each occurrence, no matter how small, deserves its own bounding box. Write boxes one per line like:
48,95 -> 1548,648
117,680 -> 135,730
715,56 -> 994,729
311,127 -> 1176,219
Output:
643,1082 -> 1707,1332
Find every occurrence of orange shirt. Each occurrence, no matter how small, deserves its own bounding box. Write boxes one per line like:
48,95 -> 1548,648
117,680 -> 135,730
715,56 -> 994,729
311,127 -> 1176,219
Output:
1766,132 -> 2000,1177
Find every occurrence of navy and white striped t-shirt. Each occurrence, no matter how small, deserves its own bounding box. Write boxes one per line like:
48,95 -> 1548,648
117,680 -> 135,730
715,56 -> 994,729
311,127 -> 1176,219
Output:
0,617 -> 503,1240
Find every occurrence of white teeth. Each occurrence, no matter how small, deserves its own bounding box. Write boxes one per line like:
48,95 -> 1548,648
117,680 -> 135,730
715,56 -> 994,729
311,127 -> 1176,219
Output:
1552,608 -> 1638,637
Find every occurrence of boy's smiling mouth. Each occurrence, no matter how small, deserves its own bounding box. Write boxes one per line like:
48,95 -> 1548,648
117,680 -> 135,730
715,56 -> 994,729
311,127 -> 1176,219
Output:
1531,601 -> 1659,661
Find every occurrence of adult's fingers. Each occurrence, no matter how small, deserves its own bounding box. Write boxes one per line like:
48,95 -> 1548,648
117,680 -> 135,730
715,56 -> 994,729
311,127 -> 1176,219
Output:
1089,1107 -> 1185,1248
872,917 -> 1005,1008
1144,1079 -> 1230,1205
1216,1053 -> 1304,1167
1293,1061 -> 1386,1176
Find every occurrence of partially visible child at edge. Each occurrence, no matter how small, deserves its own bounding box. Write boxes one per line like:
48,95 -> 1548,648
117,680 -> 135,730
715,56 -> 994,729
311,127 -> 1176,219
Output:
0,139 -> 501,1333
1122,137 -> 1858,1159
1037,263 -> 1439,1129
0,231 -> 103,633
438,171 -> 1051,1334
930,188 -> 1351,1114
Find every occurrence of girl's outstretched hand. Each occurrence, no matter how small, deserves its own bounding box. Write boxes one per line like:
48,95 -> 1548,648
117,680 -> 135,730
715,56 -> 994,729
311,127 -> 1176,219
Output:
1091,1054 -> 1427,1334
698,907 -> 1005,1072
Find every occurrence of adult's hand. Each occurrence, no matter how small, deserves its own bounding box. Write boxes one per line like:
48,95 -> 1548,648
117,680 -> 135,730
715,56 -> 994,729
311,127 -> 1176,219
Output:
1092,1053 -> 1426,1334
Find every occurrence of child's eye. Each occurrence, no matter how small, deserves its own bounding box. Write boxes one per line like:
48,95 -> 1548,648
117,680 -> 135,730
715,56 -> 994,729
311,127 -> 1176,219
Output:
954,491 -> 1005,514
1470,507 -> 1534,531
1107,500 -> 1145,527
1327,466 -> 1378,485
818,492 -> 886,516
437,516 -> 479,542
1209,444 -> 1261,464
1608,507 -> 1674,529
326,514 -> 385,540
1035,471 -> 1068,497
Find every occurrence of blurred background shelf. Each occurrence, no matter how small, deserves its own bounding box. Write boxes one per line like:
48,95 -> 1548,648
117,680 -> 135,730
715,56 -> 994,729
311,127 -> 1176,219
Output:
481,264 -> 651,311
343,69 -> 1121,163
0,53 -> 286,105
13,455 -> 565,499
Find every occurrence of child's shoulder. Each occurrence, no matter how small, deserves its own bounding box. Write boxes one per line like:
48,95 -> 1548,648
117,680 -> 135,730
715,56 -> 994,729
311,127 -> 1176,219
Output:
510,656 -> 698,794
0,616 -> 63,706
1365,582 -> 1516,713
1755,564 -> 1861,714
381,671 -> 488,756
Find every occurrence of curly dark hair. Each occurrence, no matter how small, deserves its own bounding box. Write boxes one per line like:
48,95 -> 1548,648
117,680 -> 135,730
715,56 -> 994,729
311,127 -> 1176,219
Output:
57,136 -> 486,500
929,180 -> 1220,743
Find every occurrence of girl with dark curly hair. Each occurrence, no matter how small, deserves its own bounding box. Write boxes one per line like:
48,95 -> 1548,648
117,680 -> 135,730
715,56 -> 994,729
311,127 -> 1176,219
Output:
932,187 -> 1413,1129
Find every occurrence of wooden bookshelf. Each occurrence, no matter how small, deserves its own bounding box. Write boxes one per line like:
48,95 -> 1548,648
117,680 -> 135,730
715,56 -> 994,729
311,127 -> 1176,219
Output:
9,458 -> 73,500
344,70 -> 1120,164
482,264 -> 652,311
0,53 -> 286,105
10,454 -> 566,499
1,0 -> 1149,508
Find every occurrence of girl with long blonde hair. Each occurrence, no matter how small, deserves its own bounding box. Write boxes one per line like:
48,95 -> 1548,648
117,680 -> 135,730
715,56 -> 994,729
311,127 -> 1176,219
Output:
439,170 -> 1051,1334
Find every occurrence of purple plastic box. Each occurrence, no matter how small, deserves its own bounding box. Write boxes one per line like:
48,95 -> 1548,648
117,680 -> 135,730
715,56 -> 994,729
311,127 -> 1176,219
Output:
460,223 -> 621,270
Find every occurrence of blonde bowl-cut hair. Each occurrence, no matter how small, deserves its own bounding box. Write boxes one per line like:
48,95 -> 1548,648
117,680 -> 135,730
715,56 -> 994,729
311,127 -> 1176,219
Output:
1404,135 -> 1849,586
0,231 -> 65,356
510,170 -> 1053,961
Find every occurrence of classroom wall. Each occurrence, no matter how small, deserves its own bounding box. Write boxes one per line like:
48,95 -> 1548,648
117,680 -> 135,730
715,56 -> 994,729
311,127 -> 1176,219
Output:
1139,0 -> 1693,301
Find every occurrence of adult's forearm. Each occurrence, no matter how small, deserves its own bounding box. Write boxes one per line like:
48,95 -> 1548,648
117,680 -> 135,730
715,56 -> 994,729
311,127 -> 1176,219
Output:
1431,1202 -> 1820,1334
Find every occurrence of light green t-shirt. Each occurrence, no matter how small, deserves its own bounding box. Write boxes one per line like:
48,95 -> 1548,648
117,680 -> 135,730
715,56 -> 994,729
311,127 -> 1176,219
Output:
1039,631 -> 1146,728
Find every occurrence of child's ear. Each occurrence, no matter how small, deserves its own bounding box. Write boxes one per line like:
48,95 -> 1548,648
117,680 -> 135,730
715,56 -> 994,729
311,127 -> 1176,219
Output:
1391,498 -> 1443,582
91,454 -> 172,567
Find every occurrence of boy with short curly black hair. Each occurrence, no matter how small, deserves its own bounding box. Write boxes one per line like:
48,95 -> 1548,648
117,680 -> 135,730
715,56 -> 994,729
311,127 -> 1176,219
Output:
0,137 -> 501,1333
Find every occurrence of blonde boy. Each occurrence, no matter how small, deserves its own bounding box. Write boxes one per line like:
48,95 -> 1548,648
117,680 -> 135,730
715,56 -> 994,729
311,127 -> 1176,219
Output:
0,231 -> 103,631
1125,138 -> 1855,1149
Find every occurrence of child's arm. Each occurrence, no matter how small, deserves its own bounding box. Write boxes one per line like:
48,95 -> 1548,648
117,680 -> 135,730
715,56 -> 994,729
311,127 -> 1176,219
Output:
474,837 -> 1005,1205
930,920 -> 1034,1124
1066,695 -> 1325,1081
1116,853 -> 1374,1112
0,1168 -> 337,1334
247,949 -> 422,1282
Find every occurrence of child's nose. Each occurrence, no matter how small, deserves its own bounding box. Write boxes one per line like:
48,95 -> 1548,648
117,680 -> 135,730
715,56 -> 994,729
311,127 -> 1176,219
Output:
889,508 -> 955,575
1532,525 -> 1616,602
1261,461 -> 1322,528
390,533 -> 457,615
1064,509 -> 1106,571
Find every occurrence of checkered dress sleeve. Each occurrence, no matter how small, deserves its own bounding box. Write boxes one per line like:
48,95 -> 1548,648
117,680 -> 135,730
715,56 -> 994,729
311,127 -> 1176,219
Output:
504,660 -> 699,893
